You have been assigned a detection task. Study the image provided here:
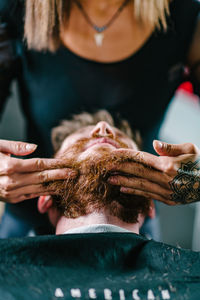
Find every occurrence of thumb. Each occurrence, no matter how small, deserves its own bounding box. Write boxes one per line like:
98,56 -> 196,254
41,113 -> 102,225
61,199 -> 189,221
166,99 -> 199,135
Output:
0,139 -> 37,156
153,140 -> 199,156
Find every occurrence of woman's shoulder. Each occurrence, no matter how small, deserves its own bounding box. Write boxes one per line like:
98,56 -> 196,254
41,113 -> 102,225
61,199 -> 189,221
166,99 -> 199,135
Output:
169,0 -> 200,46
0,0 -> 24,39
0,0 -> 13,16
170,0 -> 200,22
0,0 -> 24,22
0,0 -> 16,18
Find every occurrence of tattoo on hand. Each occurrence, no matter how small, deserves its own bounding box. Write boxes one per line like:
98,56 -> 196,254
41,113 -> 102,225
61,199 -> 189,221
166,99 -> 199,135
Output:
169,158 -> 200,204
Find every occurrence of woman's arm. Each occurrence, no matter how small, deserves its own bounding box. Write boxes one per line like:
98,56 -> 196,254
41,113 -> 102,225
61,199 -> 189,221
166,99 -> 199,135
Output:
0,0 -> 23,114
0,22 -> 18,114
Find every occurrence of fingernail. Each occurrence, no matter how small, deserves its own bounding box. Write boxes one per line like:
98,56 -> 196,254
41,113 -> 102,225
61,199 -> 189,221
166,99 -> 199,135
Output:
26,143 -> 37,150
157,141 -> 163,149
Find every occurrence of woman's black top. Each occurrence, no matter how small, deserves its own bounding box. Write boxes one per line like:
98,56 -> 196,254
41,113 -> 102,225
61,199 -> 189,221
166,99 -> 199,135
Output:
0,0 -> 199,157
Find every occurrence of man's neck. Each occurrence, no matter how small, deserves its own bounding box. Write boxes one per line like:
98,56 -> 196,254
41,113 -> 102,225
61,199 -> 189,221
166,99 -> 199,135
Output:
56,211 -> 139,235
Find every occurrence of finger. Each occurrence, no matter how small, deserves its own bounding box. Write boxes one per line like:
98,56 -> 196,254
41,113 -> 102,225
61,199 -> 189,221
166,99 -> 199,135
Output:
109,160 -> 171,187
120,187 -> 176,206
0,139 -> 37,156
3,153 -> 11,157
1,168 -> 77,190
108,175 -> 171,198
110,148 -> 166,172
153,140 -> 200,156
112,149 -> 189,174
14,157 -> 74,173
1,184 -> 58,201
6,192 -> 54,204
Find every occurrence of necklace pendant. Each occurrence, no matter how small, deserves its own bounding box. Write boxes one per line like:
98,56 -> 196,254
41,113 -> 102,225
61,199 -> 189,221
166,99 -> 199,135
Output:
94,32 -> 104,47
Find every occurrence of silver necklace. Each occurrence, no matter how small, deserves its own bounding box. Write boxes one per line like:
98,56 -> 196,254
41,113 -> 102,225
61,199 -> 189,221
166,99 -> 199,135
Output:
74,0 -> 130,47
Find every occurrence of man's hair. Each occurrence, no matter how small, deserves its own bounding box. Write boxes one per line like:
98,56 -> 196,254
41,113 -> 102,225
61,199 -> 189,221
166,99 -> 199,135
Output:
51,110 -> 141,152
47,110 -> 150,224
24,0 -> 170,52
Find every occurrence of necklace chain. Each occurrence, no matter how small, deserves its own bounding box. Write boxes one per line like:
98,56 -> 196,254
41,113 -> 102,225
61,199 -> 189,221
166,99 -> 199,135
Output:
74,0 -> 130,33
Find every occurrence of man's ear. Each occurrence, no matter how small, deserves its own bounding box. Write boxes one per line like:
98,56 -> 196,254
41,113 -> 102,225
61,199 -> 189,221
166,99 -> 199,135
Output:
38,195 -> 62,227
38,196 -> 53,213
148,200 -> 156,219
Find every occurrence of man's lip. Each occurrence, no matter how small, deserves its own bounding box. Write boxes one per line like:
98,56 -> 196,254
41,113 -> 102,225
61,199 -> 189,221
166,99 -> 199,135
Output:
85,138 -> 121,150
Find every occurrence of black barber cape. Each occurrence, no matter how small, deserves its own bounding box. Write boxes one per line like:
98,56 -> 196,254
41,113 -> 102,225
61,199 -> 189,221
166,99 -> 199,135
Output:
0,233 -> 200,300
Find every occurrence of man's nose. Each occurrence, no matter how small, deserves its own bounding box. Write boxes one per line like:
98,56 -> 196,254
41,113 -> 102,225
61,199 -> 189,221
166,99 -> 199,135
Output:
91,121 -> 115,138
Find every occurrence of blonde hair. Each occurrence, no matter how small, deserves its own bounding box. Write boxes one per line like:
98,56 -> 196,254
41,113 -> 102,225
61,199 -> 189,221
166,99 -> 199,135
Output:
24,0 -> 171,52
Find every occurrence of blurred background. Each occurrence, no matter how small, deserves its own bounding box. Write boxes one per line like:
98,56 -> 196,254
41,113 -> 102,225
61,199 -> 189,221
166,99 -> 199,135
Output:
0,81 -> 200,250
159,84 -> 200,251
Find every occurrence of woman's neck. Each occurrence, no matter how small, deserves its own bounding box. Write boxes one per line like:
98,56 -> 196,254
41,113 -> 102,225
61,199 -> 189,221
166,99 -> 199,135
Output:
80,0 -> 126,13
60,0 -> 153,63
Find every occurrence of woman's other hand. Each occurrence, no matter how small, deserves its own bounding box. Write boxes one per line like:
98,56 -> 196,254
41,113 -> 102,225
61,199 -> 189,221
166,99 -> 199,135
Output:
0,139 -> 77,203
108,141 -> 200,205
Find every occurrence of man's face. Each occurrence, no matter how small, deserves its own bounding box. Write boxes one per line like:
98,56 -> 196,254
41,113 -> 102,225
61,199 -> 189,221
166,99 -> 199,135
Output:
44,121 -> 150,224
57,121 -> 138,162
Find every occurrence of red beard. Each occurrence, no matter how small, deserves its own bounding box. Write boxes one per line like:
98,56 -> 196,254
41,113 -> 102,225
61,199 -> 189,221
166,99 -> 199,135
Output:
46,138 -> 150,223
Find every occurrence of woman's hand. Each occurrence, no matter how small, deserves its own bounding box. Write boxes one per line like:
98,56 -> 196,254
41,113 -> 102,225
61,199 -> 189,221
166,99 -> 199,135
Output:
0,139 -> 77,203
108,141 -> 200,205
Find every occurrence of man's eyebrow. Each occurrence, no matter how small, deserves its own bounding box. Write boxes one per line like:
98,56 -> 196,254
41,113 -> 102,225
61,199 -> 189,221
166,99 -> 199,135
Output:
115,129 -> 128,137
73,126 -> 93,134
74,128 -> 85,133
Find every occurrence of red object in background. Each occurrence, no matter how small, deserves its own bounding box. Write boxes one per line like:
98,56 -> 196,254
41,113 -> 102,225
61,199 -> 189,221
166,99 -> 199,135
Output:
177,81 -> 194,94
